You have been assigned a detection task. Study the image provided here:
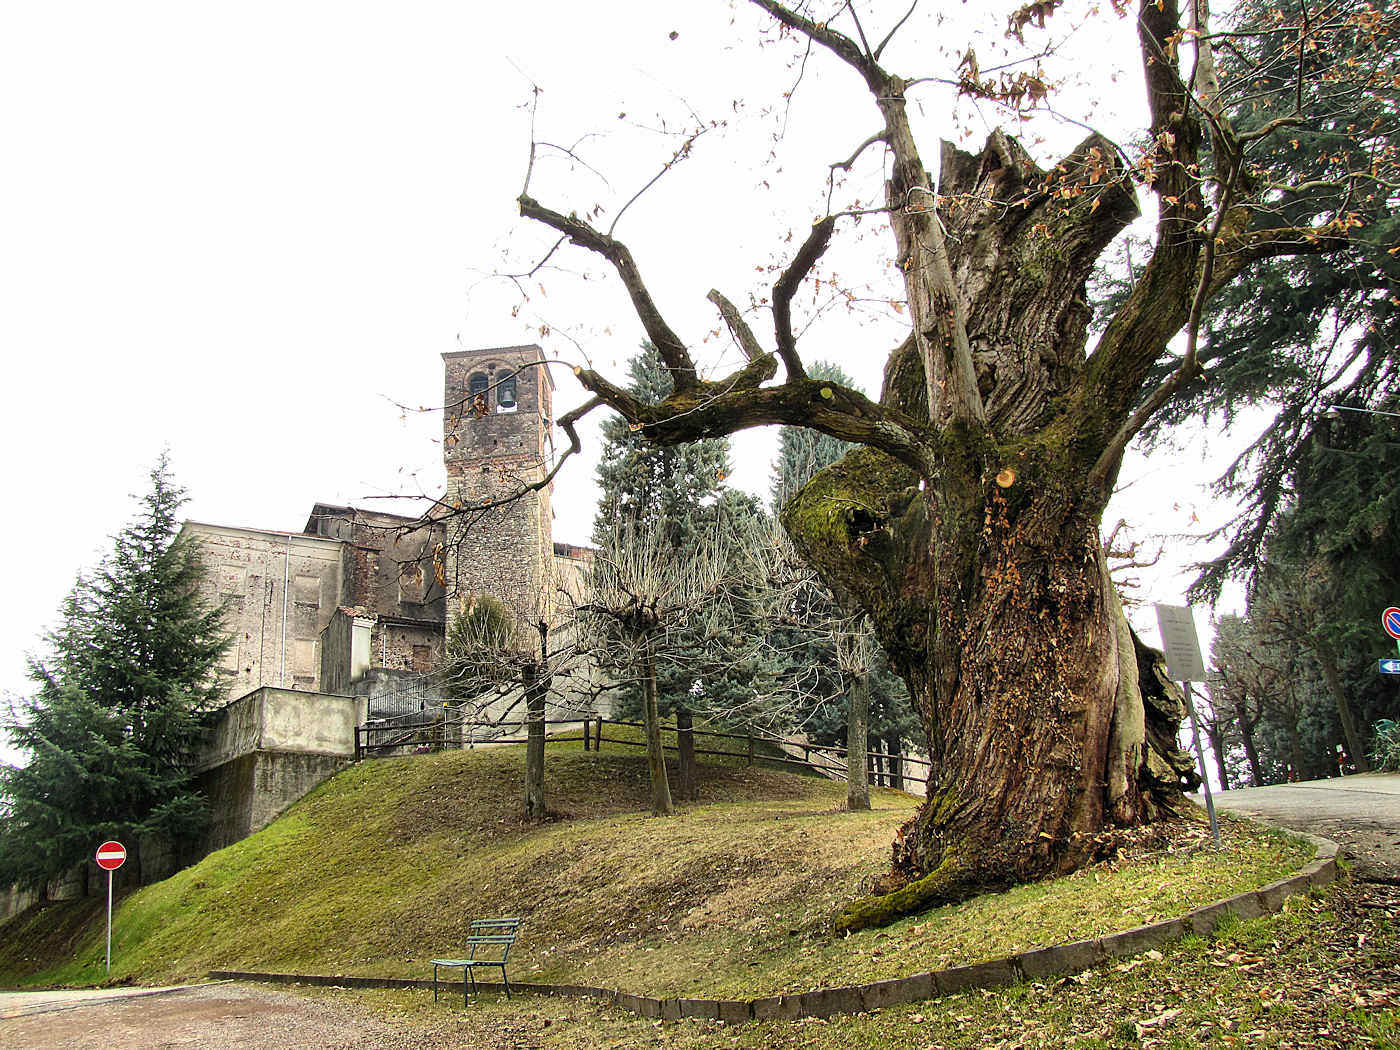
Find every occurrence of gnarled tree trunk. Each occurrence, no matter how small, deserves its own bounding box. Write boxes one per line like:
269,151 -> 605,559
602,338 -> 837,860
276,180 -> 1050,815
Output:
781,131 -> 1200,932
516,0 -> 1338,934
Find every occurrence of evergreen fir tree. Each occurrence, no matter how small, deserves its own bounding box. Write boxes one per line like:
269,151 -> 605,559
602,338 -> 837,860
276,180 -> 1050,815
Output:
0,454 -> 229,890
769,363 -> 920,755
591,344 -> 768,727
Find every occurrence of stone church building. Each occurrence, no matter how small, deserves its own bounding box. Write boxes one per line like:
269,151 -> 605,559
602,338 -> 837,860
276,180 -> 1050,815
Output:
183,344 -> 594,853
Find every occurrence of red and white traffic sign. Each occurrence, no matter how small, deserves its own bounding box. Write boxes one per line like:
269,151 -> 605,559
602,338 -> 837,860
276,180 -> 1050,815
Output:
95,841 -> 126,871
1384,607 -> 1400,640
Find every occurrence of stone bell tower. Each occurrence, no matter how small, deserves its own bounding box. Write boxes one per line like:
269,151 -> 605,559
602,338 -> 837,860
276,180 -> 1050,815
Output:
441,344 -> 555,624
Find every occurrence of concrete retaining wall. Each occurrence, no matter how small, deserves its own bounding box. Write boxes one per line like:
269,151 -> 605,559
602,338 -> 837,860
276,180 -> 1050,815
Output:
193,687 -> 358,854
210,835 -> 1339,1023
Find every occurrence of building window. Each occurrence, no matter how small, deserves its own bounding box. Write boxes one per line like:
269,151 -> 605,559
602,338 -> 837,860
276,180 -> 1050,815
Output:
497,374 -> 518,413
412,645 -> 433,672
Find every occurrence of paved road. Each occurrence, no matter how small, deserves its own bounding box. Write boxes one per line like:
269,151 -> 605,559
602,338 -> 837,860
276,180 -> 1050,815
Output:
1208,771 -> 1400,880
0,984 -> 202,1020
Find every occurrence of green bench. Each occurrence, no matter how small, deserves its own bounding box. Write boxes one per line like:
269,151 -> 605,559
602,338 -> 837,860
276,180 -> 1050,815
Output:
432,917 -> 523,1007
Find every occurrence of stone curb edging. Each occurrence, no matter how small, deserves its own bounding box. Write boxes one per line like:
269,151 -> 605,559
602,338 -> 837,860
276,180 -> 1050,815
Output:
209,833 -> 1339,1024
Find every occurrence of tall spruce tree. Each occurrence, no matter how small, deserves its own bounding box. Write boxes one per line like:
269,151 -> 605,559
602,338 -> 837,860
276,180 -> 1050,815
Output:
769,362 -> 920,763
0,455 -> 229,890
1212,404 -> 1400,779
592,344 -> 767,739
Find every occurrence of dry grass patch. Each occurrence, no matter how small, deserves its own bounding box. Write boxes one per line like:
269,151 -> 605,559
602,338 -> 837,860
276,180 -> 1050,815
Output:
0,744 -> 1316,1005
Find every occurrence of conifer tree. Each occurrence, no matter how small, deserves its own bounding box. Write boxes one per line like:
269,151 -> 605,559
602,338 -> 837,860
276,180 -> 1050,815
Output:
770,362 -> 920,767
0,454 -> 229,890
591,344 -> 766,745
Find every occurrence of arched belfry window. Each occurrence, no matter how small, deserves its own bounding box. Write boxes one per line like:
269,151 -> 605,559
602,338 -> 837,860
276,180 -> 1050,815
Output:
467,372 -> 490,416
496,373 -> 518,413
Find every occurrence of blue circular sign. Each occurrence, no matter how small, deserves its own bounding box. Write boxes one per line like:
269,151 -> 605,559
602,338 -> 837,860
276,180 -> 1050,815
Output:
1384,607 -> 1400,640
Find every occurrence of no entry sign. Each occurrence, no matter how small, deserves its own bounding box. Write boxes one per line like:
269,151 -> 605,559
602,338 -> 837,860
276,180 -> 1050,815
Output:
95,841 -> 126,871
96,840 -> 126,973
1384,608 -> 1400,640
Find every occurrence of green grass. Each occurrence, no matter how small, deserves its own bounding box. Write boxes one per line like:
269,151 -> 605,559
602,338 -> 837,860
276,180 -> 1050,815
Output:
293,885 -> 1400,1049
0,743 -> 1314,1001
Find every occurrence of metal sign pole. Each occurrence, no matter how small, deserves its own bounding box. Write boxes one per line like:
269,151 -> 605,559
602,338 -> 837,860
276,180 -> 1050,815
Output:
1181,680 -> 1221,848
106,868 -> 112,975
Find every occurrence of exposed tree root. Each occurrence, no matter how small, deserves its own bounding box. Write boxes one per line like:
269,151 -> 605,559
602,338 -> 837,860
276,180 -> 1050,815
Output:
833,854 -> 977,934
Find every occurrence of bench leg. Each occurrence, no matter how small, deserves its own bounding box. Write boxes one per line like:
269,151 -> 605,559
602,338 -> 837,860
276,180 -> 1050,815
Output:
433,964 -> 439,1004
502,965 -> 512,1000
464,966 -> 470,1008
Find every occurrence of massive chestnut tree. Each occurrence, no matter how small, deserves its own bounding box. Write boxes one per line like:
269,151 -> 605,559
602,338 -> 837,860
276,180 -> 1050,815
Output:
511,0 -> 1385,928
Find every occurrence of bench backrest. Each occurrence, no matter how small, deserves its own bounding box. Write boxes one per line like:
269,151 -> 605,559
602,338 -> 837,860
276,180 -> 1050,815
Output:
467,917 -> 523,962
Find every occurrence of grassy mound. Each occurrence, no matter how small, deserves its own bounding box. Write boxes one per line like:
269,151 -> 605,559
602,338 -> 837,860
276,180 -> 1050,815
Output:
0,744 -> 1313,997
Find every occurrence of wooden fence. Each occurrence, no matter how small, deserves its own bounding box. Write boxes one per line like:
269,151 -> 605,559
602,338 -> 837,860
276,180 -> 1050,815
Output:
354,712 -> 930,792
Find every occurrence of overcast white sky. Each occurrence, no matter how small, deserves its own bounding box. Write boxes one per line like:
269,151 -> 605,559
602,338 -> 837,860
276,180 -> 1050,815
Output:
1,2 -> 1252,772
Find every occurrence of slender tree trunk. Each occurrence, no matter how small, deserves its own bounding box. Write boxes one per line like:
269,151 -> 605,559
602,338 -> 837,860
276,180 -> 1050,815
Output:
1314,640 -> 1371,773
1234,697 -> 1266,786
675,706 -> 698,802
1284,708 -> 1307,782
1205,717 -> 1231,791
640,641 -> 673,817
846,671 -> 871,811
523,662 -> 547,822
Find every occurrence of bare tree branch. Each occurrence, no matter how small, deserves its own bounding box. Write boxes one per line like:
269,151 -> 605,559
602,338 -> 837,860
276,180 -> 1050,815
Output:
518,194 -> 699,391
706,289 -> 775,383
875,0 -> 919,61
771,216 -> 836,382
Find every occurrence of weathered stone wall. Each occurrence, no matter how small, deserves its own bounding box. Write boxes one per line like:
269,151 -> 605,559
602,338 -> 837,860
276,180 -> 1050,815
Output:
442,345 -> 555,624
195,687 -> 358,772
369,618 -> 444,676
182,523 -> 345,695
304,504 -> 447,625
197,753 -> 257,853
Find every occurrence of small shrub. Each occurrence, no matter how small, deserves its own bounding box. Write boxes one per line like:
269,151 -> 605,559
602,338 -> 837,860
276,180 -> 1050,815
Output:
1371,719 -> 1400,772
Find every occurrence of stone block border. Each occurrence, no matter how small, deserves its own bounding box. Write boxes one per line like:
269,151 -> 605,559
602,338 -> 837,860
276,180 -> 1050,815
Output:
209,833 -> 1338,1024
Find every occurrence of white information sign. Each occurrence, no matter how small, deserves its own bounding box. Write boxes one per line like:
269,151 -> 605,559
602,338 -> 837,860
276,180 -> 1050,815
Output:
1154,604 -> 1206,684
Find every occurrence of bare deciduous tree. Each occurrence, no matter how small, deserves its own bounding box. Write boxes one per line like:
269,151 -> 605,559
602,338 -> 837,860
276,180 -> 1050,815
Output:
502,0 -> 1391,927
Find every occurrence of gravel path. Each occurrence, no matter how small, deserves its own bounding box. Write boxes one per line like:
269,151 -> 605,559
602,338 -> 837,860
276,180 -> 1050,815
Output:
0,983 -> 500,1050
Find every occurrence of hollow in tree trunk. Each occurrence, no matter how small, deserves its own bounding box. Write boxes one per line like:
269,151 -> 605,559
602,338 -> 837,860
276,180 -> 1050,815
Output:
846,671 -> 871,812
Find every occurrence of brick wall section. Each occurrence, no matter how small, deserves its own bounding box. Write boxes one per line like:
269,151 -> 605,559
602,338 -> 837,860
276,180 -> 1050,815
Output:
369,618 -> 445,675
304,504 -> 447,624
